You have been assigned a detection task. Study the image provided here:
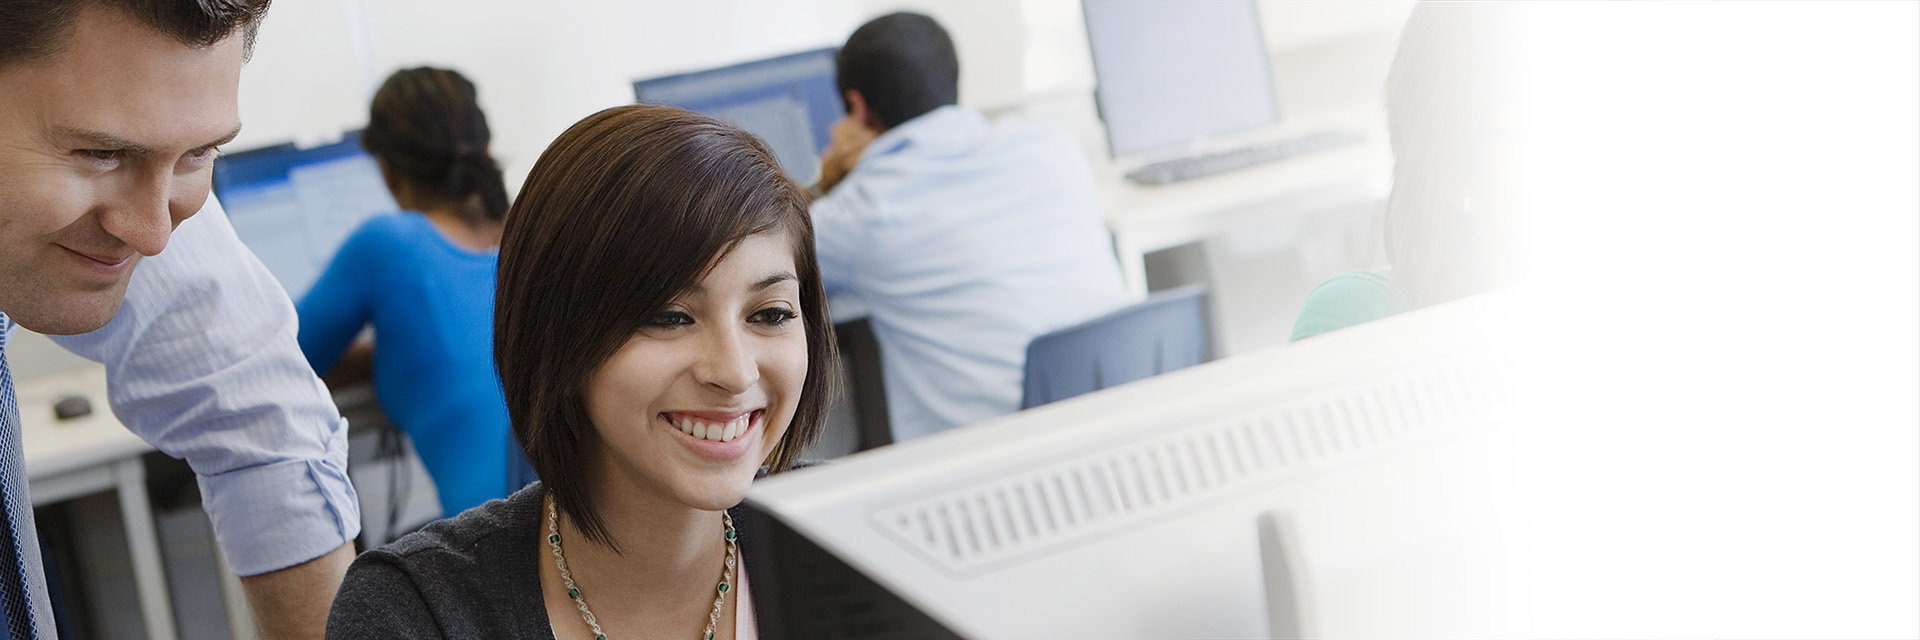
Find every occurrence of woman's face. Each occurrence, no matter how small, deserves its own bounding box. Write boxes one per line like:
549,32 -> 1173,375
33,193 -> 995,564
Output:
582,231 -> 808,512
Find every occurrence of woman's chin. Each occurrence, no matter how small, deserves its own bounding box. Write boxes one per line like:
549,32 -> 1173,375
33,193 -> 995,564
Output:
677,479 -> 755,512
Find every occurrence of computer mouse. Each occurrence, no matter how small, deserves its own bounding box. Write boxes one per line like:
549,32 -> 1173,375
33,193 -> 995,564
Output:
53,395 -> 92,421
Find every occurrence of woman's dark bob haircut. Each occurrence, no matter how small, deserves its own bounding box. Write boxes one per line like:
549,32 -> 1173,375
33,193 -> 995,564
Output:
495,104 -> 833,546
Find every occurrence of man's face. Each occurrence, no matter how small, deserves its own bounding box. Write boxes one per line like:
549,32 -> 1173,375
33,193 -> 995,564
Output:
0,5 -> 243,334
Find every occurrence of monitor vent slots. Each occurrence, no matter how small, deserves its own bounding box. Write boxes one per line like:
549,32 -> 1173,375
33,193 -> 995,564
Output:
871,355 -> 1509,574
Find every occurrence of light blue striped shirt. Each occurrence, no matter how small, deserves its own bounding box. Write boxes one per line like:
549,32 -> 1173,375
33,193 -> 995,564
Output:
814,106 -> 1130,440
36,196 -> 360,577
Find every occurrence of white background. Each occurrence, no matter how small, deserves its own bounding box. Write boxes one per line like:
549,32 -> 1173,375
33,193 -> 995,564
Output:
230,0 -> 1414,192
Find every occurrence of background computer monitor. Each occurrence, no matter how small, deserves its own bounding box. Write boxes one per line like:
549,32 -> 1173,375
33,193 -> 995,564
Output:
743,291 -> 1523,639
633,47 -> 842,184
212,130 -> 400,300
1082,0 -> 1282,158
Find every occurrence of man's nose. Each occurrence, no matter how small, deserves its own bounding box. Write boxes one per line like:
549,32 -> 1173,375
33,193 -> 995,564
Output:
100,171 -> 205,257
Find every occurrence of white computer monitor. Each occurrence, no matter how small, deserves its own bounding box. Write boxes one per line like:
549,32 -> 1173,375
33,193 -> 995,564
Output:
742,291 -> 1526,639
1082,0 -> 1281,160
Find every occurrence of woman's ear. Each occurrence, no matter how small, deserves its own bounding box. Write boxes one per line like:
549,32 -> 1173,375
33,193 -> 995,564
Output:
375,156 -> 409,205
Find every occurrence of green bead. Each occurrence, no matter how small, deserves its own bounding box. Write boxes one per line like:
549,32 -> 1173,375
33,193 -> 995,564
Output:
724,529 -> 736,540
704,632 -> 714,640
597,635 -> 607,640
548,534 -> 560,544
568,588 -> 579,599
718,582 -> 729,593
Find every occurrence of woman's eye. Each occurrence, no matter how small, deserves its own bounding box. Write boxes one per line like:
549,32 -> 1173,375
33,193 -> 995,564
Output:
643,311 -> 694,328
750,307 -> 798,327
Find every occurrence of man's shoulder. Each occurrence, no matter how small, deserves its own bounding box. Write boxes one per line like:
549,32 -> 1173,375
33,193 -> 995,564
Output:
873,117 -> 1089,185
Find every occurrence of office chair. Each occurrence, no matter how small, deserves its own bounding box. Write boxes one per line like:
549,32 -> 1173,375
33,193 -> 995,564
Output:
1020,283 -> 1210,409
834,318 -> 894,452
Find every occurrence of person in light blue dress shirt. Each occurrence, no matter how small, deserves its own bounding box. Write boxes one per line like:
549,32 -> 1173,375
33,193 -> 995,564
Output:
811,13 -> 1130,441
0,2 -> 360,637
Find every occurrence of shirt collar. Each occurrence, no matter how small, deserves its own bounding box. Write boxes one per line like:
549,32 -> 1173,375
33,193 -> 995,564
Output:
862,105 -> 986,159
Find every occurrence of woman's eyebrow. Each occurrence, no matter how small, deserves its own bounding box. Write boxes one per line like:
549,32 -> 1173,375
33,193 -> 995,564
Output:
752,272 -> 798,292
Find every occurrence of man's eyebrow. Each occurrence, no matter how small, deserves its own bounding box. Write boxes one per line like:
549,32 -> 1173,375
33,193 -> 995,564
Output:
53,123 -> 244,154
54,127 -> 154,155
200,124 -> 244,150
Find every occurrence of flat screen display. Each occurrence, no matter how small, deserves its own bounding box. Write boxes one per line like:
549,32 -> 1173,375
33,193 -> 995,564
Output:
635,48 -> 842,183
212,131 -> 400,299
1084,0 -> 1281,157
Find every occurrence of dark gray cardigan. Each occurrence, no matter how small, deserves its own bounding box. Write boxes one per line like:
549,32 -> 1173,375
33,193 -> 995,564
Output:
327,481 -> 763,639
326,482 -> 558,639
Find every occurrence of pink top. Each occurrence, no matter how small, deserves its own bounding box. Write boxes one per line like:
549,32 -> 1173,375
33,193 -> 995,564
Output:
735,553 -> 757,639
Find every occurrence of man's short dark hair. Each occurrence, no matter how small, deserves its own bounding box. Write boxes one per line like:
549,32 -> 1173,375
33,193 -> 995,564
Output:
0,0 -> 271,70
495,104 -> 835,548
837,12 -> 959,130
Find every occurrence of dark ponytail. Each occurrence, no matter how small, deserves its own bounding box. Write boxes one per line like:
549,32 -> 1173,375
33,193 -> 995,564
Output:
364,67 -> 509,223
443,148 -> 510,223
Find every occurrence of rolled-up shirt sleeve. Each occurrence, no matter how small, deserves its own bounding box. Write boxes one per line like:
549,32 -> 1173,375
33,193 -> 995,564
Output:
50,195 -> 361,576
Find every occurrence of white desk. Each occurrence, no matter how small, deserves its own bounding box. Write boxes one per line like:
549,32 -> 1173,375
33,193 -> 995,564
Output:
1095,103 -> 1395,300
16,365 -> 179,640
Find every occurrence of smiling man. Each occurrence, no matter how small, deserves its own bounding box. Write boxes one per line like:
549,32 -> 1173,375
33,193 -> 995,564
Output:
0,2 -> 358,639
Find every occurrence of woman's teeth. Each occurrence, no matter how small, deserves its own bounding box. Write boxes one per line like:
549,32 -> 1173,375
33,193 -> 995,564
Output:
673,414 -> 750,443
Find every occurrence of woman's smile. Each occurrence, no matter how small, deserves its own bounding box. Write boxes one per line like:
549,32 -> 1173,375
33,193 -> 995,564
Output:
659,409 -> 765,460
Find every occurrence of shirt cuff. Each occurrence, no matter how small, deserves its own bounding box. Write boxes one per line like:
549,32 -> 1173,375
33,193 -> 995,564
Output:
198,425 -> 361,576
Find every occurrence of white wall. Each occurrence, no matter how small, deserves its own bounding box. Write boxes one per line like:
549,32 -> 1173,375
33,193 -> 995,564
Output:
231,0 -> 1411,194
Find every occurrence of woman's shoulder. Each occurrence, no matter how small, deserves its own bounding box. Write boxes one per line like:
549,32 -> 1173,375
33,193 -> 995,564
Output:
372,482 -> 542,564
330,484 -> 548,638
338,212 -> 430,252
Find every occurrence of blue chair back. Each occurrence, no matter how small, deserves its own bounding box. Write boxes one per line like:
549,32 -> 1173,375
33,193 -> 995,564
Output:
1020,284 -> 1209,409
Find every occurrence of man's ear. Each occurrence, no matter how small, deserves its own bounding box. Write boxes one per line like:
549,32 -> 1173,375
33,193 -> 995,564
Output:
844,90 -> 884,132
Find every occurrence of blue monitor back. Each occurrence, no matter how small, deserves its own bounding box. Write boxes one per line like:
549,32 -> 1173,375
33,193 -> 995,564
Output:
211,131 -> 400,300
634,47 -> 842,183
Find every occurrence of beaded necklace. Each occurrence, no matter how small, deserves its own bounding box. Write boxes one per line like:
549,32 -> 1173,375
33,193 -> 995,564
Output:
546,496 -> 738,640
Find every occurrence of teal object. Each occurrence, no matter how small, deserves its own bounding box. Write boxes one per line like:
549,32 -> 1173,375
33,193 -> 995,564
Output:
1289,268 -> 1407,342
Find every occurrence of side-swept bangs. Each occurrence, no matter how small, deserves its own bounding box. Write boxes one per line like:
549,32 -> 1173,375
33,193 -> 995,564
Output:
495,104 -> 833,545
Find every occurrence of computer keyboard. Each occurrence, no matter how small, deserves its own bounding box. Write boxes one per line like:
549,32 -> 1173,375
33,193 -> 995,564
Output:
1124,129 -> 1367,186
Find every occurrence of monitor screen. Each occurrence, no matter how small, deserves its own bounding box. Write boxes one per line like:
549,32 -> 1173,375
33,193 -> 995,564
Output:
1083,0 -> 1282,158
634,48 -> 842,184
744,292 -> 1524,638
211,131 -> 400,300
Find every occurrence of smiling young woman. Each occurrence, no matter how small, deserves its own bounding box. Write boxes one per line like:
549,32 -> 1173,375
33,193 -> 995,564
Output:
325,104 -> 835,640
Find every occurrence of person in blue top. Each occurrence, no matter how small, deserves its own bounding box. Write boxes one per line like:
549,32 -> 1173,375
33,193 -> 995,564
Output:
297,67 -> 511,518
